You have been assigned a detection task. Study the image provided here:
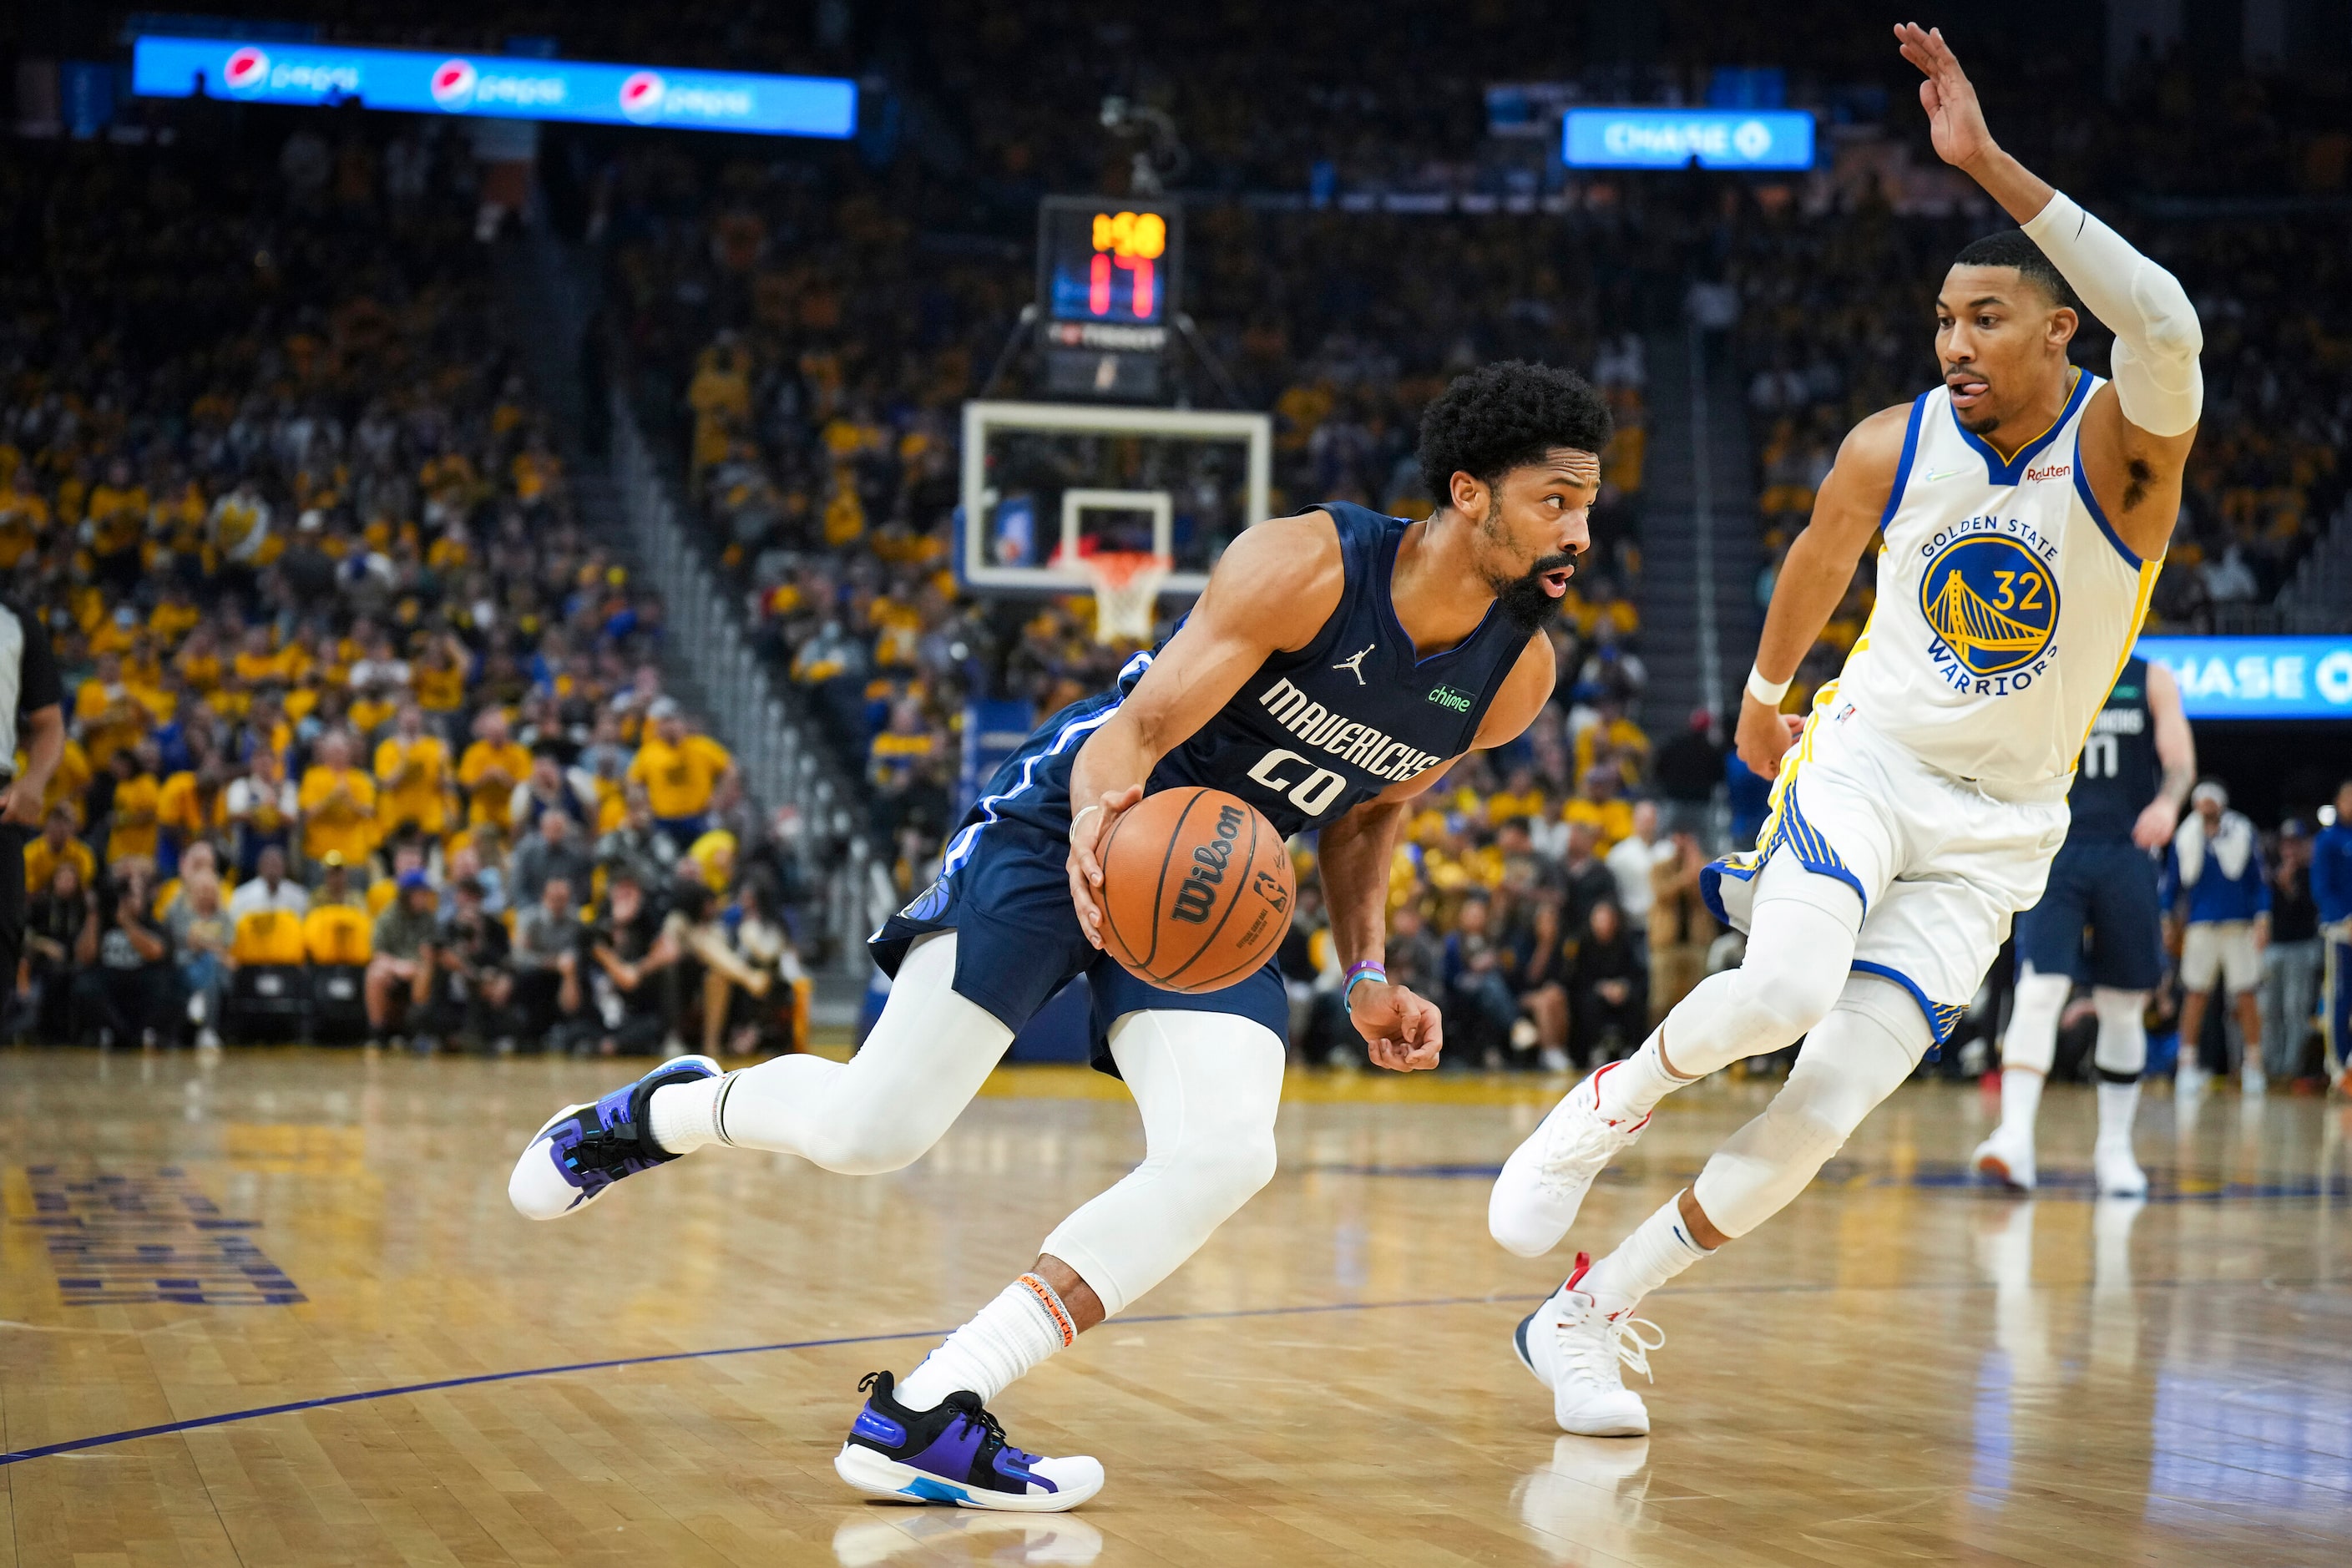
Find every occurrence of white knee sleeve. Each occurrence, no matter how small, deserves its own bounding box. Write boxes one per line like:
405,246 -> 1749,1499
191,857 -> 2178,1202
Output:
2092,987 -> 2147,1082
715,933 -> 1014,1175
1691,976 -> 1929,1238
2000,967 -> 2071,1076
1039,1009 -> 1284,1318
1661,855 -> 1859,1078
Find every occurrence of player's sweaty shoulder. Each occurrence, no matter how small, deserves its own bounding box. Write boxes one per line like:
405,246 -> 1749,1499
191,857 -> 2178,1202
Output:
1196,511 -> 1347,654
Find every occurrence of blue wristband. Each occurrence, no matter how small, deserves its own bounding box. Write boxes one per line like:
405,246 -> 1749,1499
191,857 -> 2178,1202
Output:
1343,963 -> 1388,1007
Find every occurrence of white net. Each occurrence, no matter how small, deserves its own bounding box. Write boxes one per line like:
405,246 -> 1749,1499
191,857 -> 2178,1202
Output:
1069,549 -> 1172,645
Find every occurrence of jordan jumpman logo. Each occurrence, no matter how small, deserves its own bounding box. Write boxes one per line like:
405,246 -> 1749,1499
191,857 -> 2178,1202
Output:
1333,644 -> 1375,685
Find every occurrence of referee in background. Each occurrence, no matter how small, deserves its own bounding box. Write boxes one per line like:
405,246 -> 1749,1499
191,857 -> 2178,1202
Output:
1,598 -> 66,1018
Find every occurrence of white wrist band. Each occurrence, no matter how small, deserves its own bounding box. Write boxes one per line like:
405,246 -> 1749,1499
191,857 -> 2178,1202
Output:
1746,665 -> 1792,706
1069,803 -> 1105,842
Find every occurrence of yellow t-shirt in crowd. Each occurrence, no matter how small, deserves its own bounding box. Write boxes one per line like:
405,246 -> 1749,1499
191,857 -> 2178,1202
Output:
1563,796 -> 1636,854
374,735 -> 452,835
0,490 -> 48,569
25,834 -> 97,897
105,772 -> 164,865
458,739 -> 531,829
298,766 -> 378,864
158,771 -> 230,841
74,680 -> 154,767
415,660 -> 466,712
628,734 -> 732,820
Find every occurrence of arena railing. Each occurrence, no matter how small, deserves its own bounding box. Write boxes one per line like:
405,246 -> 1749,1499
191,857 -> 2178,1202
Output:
608,387 -> 888,972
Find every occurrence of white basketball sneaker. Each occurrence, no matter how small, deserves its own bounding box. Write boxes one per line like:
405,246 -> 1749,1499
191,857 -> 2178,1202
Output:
1971,1120 -> 2036,1192
2092,1137 -> 2147,1198
1490,1063 -> 1652,1258
1510,1253 -> 1661,1438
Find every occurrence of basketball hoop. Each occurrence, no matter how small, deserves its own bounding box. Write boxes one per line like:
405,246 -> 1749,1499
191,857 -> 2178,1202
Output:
1068,549 -> 1171,644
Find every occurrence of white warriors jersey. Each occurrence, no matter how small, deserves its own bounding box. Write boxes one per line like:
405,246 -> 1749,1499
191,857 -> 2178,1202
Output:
1831,370 -> 2162,799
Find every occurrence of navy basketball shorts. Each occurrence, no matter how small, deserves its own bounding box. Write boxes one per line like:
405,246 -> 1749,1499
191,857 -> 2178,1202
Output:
2011,837 -> 2164,992
870,813 -> 1290,1076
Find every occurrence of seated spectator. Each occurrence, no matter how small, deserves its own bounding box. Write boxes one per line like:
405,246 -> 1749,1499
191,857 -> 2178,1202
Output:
373,704 -> 453,842
597,783 -> 682,895
229,845 -> 311,923
23,859 -> 96,1042
1559,822 -> 1616,931
1442,892 -> 1521,1070
75,865 -> 175,1047
433,876 -> 515,1050
511,809 -> 594,910
511,874 -> 585,1049
1570,902 -> 1645,1066
1505,896 -> 1571,1071
574,870 -> 678,1057
1564,766 -> 1635,854
1653,710 -> 1723,847
226,747 -> 298,878
629,698 -> 736,844
168,870 -> 235,1050
1647,829 -> 1720,1019
25,807 -> 94,898
510,749 -> 594,838
1605,800 -> 1667,930
367,870 -> 442,1048
662,880 -> 775,1059
311,852 -> 364,911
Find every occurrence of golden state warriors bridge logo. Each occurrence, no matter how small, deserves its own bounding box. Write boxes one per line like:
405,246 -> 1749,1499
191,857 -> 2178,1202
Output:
1919,531 -> 2059,691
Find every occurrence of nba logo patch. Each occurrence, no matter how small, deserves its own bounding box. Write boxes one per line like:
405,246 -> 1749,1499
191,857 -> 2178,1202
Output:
1919,534 -> 2058,678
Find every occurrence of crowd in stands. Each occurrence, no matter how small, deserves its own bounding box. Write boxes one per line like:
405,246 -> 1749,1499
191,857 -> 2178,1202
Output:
3,129 -> 808,1055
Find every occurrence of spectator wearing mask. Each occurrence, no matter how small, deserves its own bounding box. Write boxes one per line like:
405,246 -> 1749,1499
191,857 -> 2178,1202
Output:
2164,781 -> 2269,1094
1569,901 -> 1644,1066
2262,821 -> 2322,1082
367,869 -> 441,1048
168,868 -> 234,1050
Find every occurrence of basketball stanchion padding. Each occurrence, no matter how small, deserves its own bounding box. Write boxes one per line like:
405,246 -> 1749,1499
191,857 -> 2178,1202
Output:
1096,787 -> 1295,992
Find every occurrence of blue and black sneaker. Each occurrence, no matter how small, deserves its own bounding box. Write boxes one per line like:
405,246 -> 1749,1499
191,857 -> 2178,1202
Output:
507,1055 -> 721,1221
833,1370 -> 1104,1512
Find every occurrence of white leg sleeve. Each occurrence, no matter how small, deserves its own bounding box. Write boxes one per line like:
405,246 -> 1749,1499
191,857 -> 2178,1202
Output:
2000,966 -> 2071,1075
2021,192 -> 2203,437
1690,976 -> 1930,1239
2092,987 -> 2148,1081
706,933 -> 1014,1174
1657,852 -> 1861,1080
1039,1009 -> 1286,1319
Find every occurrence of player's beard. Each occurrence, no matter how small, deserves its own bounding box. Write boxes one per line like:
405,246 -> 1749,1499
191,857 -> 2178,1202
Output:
1493,555 -> 1576,635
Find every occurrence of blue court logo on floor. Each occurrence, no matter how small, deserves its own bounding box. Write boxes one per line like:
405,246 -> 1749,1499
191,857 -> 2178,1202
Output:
1920,533 -> 2059,677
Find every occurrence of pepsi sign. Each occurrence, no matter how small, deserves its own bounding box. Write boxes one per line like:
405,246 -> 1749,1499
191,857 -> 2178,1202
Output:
133,35 -> 855,138
1563,108 -> 1814,170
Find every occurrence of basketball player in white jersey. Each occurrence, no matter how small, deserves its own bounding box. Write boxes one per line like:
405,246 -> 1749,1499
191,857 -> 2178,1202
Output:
1487,23 -> 2204,1437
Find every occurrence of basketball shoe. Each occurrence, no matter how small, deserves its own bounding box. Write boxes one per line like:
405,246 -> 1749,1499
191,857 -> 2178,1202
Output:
1489,1062 -> 1651,1257
507,1055 -> 722,1221
834,1371 -> 1104,1512
1970,1120 -> 2036,1192
1510,1253 -> 1662,1437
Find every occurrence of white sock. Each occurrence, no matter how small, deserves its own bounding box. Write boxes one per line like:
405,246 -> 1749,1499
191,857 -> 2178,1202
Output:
896,1274 -> 1077,1411
1591,1032 -> 1695,1124
647,1073 -> 728,1154
2095,1080 -> 2140,1149
1999,1067 -> 2045,1136
1577,1192 -> 1712,1315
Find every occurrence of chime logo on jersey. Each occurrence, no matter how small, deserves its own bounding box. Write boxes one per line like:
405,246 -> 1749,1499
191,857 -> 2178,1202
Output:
1918,531 -> 2060,683
223,48 -> 271,94
430,58 -> 478,109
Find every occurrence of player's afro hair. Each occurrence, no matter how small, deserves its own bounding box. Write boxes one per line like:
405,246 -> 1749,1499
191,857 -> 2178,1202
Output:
1952,230 -> 2078,311
1415,361 -> 1613,503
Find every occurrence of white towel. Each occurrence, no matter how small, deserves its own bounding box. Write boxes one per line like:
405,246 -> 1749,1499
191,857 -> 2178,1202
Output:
2174,810 -> 2253,888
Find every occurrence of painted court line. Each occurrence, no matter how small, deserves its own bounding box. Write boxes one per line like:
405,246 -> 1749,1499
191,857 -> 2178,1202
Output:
1,1276 -> 2321,1468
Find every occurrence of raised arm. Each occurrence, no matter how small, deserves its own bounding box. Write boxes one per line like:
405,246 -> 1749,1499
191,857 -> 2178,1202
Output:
2134,660 -> 2196,850
1064,513 -> 1344,947
1735,403 -> 1909,780
1899,23 -> 2200,560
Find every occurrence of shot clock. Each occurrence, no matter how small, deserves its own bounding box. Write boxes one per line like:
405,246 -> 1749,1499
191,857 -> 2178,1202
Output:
1034,196 -> 1181,400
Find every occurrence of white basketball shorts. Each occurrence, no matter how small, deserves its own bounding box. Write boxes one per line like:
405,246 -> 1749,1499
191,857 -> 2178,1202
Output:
1702,700 -> 2070,1048
2179,920 -> 2261,994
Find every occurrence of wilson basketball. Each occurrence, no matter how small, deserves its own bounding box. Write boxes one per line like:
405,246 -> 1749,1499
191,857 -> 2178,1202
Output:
1097,787 -> 1296,994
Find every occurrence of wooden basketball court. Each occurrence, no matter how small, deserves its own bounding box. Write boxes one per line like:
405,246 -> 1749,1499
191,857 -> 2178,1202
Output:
3,1047 -> 2347,1566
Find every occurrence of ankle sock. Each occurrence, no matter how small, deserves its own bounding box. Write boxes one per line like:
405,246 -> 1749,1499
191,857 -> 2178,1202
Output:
647,1074 -> 728,1155
1592,1034 -> 1695,1124
895,1273 -> 1078,1411
1577,1192 -> 1712,1316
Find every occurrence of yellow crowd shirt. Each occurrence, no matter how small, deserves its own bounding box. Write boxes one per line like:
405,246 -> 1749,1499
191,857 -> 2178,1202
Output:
628,735 -> 732,820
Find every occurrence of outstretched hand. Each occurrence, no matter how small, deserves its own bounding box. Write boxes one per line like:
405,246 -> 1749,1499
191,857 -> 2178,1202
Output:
1352,980 -> 1443,1072
1895,23 -> 1994,169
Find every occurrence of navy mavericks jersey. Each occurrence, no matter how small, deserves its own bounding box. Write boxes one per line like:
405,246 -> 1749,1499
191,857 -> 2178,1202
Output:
2066,655 -> 2158,842
945,501 -> 1532,872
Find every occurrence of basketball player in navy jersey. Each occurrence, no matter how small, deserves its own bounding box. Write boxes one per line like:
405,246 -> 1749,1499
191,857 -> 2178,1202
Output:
506,362 -> 1611,1510
1974,655 -> 2193,1196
